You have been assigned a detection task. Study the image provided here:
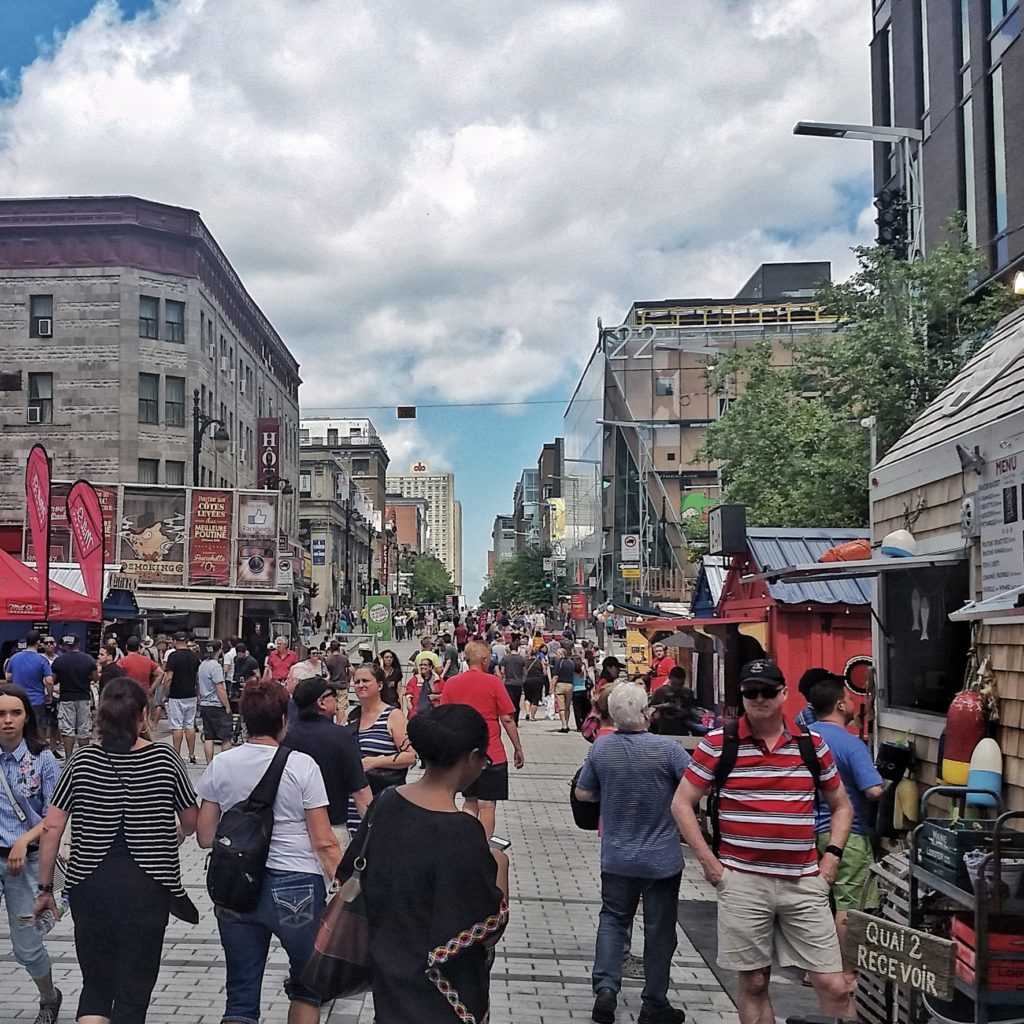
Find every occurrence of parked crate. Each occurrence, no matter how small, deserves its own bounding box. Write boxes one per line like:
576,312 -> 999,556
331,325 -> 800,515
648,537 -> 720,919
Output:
918,819 -> 1024,890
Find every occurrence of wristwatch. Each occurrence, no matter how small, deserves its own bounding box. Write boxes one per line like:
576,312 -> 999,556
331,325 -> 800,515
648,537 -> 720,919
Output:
824,844 -> 845,861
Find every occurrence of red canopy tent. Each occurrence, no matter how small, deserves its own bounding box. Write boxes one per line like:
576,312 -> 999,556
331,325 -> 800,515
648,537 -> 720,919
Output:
0,548 -> 97,621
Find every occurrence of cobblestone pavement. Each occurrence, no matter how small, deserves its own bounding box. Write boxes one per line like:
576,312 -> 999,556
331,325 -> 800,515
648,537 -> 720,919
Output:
0,636 -> 741,1024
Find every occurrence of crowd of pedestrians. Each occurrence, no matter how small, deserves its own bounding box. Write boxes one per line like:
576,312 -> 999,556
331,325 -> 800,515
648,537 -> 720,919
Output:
0,608 -> 889,1024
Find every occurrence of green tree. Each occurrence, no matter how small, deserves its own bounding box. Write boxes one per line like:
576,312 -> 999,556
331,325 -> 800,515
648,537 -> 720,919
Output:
699,224 -> 1019,527
699,343 -> 869,527
400,554 -> 452,604
480,545 -> 552,608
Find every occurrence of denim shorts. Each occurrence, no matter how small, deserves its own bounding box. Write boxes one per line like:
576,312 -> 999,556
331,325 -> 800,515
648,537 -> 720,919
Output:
215,868 -> 326,1024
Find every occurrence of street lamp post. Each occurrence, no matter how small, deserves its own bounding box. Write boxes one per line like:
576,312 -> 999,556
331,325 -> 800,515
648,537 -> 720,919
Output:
191,388 -> 230,487
793,120 -> 924,260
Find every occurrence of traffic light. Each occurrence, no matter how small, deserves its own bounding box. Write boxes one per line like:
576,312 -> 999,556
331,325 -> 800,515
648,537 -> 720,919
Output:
874,188 -> 908,259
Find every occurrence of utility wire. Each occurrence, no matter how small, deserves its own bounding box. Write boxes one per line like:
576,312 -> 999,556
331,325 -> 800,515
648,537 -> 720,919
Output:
301,399 -> 579,411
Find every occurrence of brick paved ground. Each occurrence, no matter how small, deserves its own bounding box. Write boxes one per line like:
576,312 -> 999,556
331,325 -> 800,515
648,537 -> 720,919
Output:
0,636 -> 742,1024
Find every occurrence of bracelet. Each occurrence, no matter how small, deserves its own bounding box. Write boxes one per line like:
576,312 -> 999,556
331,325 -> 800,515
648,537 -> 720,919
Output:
824,844 -> 845,861
36,884 -> 53,894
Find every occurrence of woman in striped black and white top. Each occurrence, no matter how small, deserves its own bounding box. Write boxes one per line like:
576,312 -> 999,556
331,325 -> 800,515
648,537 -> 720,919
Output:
346,664 -> 415,829
33,677 -> 198,1024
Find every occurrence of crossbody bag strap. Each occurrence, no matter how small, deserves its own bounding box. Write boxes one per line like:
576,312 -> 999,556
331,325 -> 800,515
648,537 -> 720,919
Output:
246,745 -> 291,812
0,761 -> 29,824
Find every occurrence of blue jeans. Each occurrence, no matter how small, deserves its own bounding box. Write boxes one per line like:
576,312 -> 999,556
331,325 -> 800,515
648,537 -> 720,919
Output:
593,871 -> 681,1007
1,850 -> 52,980
216,869 -> 326,1024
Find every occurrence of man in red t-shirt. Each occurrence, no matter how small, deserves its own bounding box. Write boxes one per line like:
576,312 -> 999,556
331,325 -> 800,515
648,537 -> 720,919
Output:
648,641 -> 676,690
262,635 -> 298,684
440,640 -> 525,837
672,658 -> 853,1024
120,635 -> 162,694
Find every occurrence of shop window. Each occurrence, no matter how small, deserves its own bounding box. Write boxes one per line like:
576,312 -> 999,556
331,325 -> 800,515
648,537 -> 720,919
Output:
29,295 -> 53,338
27,372 -> 53,423
165,376 -> 185,427
139,296 -> 159,339
165,300 -> 185,343
882,559 -> 970,714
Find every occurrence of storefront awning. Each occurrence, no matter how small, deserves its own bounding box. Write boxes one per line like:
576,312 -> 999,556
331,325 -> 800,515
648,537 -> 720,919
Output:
634,614 -> 767,632
949,585 -> 1024,622
740,551 -> 962,585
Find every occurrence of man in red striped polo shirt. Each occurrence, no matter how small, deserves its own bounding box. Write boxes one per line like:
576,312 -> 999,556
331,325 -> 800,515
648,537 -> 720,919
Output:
672,659 -> 854,1024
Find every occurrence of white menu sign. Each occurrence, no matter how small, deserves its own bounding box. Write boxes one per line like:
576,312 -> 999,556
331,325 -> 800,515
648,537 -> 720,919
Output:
978,447 -> 1024,597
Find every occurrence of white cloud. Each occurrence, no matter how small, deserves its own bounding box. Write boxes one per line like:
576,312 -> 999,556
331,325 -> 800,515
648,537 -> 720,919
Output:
0,0 -> 872,409
0,0 -> 874,599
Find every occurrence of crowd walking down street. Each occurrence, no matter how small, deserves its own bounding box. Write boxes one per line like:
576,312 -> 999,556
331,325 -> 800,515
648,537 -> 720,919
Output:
0,623 -> 865,1024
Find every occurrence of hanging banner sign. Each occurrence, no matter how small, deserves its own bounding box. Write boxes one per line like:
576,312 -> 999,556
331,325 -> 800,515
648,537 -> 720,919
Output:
25,445 -> 51,613
66,480 -> 104,621
257,418 -> 280,488
119,488 -> 186,583
188,490 -> 233,587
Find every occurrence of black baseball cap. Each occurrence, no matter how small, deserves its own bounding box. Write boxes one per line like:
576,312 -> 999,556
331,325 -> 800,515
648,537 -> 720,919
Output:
739,659 -> 785,686
292,677 -> 344,710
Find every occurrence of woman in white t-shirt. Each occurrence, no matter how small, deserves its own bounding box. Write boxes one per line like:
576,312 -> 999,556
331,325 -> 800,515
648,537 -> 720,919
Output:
196,679 -> 341,1024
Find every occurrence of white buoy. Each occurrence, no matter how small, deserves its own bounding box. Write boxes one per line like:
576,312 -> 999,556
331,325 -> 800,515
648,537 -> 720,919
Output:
967,737 -> 1003,808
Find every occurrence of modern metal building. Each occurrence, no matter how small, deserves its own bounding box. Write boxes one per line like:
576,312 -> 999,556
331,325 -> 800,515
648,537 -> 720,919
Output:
563,262 -> 837,603
870,1 -> 1023,283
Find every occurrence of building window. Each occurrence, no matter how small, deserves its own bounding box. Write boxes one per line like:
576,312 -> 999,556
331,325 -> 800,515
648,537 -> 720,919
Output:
165,300 -> 185,343
655,377 -> 675,397
300,428 -> 310,444
139,373 -> 160,424
327,429 -> 339,445
29,295 -> 53,338
991,64 -> 1008,262
138,459 -> 159,484
139,296 -> 159,339
165,461 -> 185,486
165,376 -> 185,427
991,0 -> 1019,29
962,98 -> 977,245
27,372 -> 53,423
353,458 -> 370,474
299,472 -> 312,496
717,396 -> 731,418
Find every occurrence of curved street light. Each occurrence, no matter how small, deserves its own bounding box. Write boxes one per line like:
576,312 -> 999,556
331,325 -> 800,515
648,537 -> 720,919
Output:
191,388 -> 231,486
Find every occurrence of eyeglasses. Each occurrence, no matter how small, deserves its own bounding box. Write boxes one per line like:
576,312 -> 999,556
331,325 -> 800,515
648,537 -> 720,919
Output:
740,685 -> 784,701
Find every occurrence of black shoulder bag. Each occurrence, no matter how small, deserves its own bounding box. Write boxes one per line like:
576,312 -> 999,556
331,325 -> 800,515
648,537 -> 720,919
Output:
206,746 -> 291,913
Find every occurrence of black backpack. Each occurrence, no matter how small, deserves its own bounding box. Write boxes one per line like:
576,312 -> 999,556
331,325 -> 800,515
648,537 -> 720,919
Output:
708,718 -> 821,856
206,746 -> 291,913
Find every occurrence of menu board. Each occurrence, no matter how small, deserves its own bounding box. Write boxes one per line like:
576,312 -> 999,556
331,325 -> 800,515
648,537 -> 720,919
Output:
978,447 -> 1024,597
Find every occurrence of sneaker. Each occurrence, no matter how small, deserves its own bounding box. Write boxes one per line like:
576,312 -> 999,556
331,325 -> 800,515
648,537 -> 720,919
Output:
188,756 -> 197,765
637,1002 -> 685,1024
621,952 -> 646,979
34,987 -> 62,1024
592,988 -> 617,1024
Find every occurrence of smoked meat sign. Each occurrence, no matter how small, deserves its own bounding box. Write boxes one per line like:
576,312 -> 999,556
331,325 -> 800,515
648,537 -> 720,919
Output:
843,910 -> 956,1000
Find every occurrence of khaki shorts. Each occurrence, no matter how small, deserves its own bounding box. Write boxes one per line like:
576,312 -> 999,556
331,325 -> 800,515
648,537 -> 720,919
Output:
58,699 -> 93,739
554,681 -> 574,714
817,831 -> 878,912
715,868 -> 843,974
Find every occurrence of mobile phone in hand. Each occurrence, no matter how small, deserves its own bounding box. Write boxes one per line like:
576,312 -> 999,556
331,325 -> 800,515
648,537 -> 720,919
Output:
489,835 -> 512,851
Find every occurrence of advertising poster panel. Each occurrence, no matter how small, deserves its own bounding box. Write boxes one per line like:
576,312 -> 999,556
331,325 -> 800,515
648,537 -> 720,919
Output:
119,487 -> 187,584
189,490 -> 233,587
236,491 -> 279,588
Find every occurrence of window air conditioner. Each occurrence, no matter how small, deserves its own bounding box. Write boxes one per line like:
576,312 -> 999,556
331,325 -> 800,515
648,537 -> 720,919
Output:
239,380 -> 246,396
220,357 -> 229,373
37,319 -> 52,337
27,407 -> 42,423
208,341 -> 216,358
229,368 -> 236,384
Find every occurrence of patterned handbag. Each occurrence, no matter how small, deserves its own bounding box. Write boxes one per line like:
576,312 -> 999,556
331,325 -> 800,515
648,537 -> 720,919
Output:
301,795 -> 381,1000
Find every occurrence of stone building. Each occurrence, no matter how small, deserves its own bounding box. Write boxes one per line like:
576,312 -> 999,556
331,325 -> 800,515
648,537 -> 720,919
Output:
0,195 -> 301,551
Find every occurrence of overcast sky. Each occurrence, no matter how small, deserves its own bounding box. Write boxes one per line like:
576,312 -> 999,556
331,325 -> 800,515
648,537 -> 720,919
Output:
0,0 -> 876,602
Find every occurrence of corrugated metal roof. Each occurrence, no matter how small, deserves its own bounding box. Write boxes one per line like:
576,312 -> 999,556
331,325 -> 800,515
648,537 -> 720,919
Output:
701,556 -> 730,607
877,306 -> 1024,470
745,527 -> 872,606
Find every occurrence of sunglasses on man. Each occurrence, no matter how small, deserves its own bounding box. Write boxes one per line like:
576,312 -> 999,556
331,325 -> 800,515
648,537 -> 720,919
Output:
740,684 -> 784,701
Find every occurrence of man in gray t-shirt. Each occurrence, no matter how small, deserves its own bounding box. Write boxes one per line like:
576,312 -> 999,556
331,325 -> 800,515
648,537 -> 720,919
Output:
197,642 -> 232,762
575,682 -> 689,1024
498,641 -> 527,725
